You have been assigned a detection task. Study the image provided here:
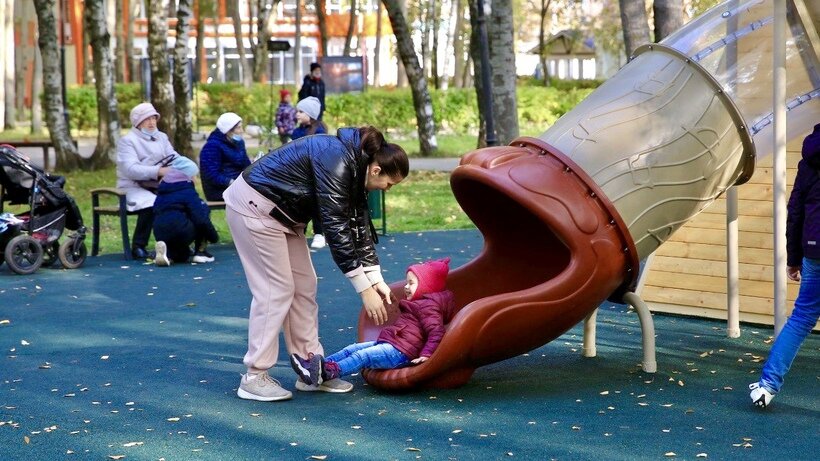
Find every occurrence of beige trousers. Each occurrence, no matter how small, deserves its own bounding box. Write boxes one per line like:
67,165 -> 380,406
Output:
224,177 -> 323,374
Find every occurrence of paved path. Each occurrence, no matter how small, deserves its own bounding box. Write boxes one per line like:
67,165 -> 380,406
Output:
9,136 -> 460,172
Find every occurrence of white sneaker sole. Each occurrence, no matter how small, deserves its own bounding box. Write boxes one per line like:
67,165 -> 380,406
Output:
155,242 -> 171,267
192,255 -> 215,263
237,387 -> 292,402
295,379 -> 353,393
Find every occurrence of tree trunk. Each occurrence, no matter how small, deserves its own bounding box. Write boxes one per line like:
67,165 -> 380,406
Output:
441,0 -> 457,90
373,1 -> 382,86
468,0 -> 486,148
194,0 -> 205,83
32,44 -> 43,134
33,0 -> 80,171
314,0 -> 328,58
126,0 -> 137,81
173,0 -> 193,156
251,0 -> 273,82
148,0 -> 175,137
539,0 -> 552,86
294,0 -> 302,83
84,0 -> 118,169
214,7 -> 225,82
382,0 -> 437,156
431,0 -> 440,89
420,1 -> 430,79
0,0 -> 6,130
653,0 -> 683,42
618,0 -> 650,60
15,0 -> 28,123
452,0 -> 465,88
230,2 -> 252,87
343,0 -> 357,56
81,15 -> 93,84
394,1 -> 407,88
114,0 -> 125,82
488,0 -> 518,145
4,0 -> 15,129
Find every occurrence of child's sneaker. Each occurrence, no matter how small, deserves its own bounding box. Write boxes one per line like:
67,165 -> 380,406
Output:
192,249 -> 214,263
154,241 -> 171,267
290,353 -> 322,386
749,382 -> 775,408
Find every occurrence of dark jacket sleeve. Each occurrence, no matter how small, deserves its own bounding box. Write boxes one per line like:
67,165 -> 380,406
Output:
786,161 -> 811,267
199,138 -> 230,188
298,76 -> 311,100
184,187 -> 219,243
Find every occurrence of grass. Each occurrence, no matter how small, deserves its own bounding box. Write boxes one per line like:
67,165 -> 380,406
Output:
3,167 -> 474,257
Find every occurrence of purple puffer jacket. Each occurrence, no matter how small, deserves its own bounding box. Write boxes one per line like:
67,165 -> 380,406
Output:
786,123 -> 820,267
377,290 -> 457,359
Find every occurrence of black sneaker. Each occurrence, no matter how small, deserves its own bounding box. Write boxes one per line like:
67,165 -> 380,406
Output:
192,249 -> 214,263
290,353 -> 322,385
132,246 -> 156,260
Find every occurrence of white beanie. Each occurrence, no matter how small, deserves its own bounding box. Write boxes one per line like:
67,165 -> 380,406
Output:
216,112 -> 242,134
296,97 -> 321,120
130,102 -> 160,128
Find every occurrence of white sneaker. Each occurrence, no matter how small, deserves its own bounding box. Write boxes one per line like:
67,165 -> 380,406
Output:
154,241 -> 171,267
749,382 -> 775,408
310,234 -> 326,249
237,372 -> 292,402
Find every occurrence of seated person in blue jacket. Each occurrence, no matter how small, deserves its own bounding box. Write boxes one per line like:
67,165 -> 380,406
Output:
199,112 -> 251,202
290,258 -> 456,388
152,161 -> 220,267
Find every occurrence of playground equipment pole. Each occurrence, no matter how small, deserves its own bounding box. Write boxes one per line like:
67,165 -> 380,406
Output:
772,0 -> 787,336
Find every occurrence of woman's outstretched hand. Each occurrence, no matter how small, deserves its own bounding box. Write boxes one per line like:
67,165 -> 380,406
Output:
362,287 -> 388,325
372,281 -> 394,305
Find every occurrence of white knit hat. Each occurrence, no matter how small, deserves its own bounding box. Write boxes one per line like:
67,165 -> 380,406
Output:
130,102 -> 160,128
296,97 -> 321,120
216,112 -> 242,134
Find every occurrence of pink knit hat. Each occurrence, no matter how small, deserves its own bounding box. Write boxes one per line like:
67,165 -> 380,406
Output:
130,102 -> 160,128
407,257 -> 450,300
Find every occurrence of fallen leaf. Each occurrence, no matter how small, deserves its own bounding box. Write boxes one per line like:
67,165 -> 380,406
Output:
452,429 -> 462,434
309,456 -> 327,460
108,456 -> 125,460
21,340 -> 29,346
167,417 -> 180,422
696,454 -> 708,458
665,452 -> 676,457
0,320 -> 10,325
405,448 -> 421,452
101,356 -> 110,360
24,436 -> 30,444
250,413 -> 261,417
123,442 -> 143,447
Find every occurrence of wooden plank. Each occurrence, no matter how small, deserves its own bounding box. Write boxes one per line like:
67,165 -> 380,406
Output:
642,286 -> 778,315
643,270 -> 799,299
668,227 -> 774,249
683,212 -> 773,233
649,255 -> 774,282
655,241 -> 773,265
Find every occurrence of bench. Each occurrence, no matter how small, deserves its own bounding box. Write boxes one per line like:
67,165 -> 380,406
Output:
90,187 -> 225,260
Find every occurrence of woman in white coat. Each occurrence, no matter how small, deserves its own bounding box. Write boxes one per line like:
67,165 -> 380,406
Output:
116,103 -> 180,259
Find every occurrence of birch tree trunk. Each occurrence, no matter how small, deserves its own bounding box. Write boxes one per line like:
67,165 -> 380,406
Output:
84,0 -> 118,169
230,2 -> 252,87
32,44 -> 43,133
452,0 -> 465,88
115,0 -> 125,82
538,0 -> 552,86
468,0 -> 486,147
294,0 -> 302,83
395,0 -> 407,88
173,0 -> 193,156
314,0 -> 328,58
441,0 -> 457,90
373,1 -> 382,86
0,0 -> 7,130
382,0 -> 437,156
653,0 -> 683,42
420,1 -> 431,79
14,0 -> 27,122
618,0 -> 650,60
343,0 -> 357,56
431,0 -> 440,89
251,0 -> 272,81
148,0 -> 175,137
81,16 -> 93,84
126,0 -> 137,81
488,0 -> 518,145
33,0 -> 80,171
4,0 -> 16,128
194,0 -> 206,83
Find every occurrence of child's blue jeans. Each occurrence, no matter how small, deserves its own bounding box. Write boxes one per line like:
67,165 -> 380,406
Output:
759,257 -> 820,393
326,341 -> 409,377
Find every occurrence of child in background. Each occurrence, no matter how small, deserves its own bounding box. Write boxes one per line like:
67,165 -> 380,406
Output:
291,96 -> 327,141
275,89 -> 297,145
290,258 -> 456,388
153,165 -> 219,267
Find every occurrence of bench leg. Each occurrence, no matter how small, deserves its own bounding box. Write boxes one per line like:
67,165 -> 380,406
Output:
92,211 -> 101,256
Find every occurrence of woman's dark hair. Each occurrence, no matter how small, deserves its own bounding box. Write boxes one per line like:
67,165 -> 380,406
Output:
306,119 -> 327,136
359,126 -> 409,179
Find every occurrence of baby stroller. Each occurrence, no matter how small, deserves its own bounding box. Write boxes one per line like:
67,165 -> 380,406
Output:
0,144 -> 87,274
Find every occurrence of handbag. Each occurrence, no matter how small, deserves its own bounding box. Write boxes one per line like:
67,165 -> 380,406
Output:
136,154 -> 176,193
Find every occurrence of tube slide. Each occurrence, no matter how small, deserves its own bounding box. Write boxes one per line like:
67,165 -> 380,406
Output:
358,0 -> 819,390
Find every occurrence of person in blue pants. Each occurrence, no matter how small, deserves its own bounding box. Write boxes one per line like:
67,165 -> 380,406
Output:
750,123 -> 820,408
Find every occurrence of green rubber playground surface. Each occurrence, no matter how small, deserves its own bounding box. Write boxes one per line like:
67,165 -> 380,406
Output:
1,229 -> 817,460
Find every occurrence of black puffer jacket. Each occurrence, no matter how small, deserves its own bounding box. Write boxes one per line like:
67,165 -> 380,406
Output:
242,127 -> 377,274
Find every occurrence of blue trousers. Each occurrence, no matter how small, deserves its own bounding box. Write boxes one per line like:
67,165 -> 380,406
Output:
759,257 -> 820,393
326,340 -> 409,377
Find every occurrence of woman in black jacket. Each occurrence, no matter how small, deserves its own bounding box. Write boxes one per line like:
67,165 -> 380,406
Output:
223,126 -> 409,402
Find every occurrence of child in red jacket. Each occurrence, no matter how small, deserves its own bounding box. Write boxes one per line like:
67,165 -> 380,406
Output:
291,258 -> 456,388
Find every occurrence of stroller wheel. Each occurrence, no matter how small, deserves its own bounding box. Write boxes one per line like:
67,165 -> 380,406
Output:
58,238 -> 87,269
4,235 -> 44,275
